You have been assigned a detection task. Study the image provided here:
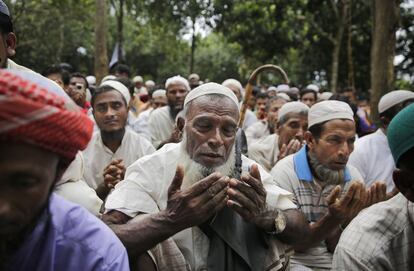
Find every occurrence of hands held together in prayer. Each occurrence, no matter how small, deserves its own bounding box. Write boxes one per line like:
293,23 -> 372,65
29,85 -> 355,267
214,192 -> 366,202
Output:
326,180 -> 398,226
103,159 -> 126,189
164,164 -> 271,232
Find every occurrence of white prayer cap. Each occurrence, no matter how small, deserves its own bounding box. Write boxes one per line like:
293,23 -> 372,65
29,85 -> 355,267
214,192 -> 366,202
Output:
145,80 -> 155,87
378,90 -> 414,114
184,82 -> 239,109
278,101 -> 309,121
101,75 -> 117,82
308,100 -> 354,128
133,75 -> 143,83
222,78 -> 243,92
188,73 -> 200,81
86,75 -> 96,86
277,84 -> 290,93
100,80 -> 131,104
152,89 -> 167,98
319,91 -> 333,101
267,86 -> 277,93
306,84 -> 320,92
166,75 -> 190,91
276,93 -> 291,102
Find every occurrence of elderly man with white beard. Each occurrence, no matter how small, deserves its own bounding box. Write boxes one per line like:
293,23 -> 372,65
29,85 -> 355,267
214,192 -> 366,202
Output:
270,100 -> 388,270
102,83 -> 313,271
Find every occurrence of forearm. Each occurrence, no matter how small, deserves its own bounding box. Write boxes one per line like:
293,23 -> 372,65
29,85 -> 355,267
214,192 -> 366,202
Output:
276,209 -> 310,245
103,210 -> 181,258
293,212 -> 342,252
96,183 -> 110,200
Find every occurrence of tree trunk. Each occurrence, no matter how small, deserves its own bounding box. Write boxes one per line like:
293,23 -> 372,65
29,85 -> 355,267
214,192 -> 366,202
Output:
370,0 -> 399,122
190,16 -> 196,74
346,0 -> 355,88
94,0 -> 108,84
330,0 -> 348,93
117,0 -> 124,63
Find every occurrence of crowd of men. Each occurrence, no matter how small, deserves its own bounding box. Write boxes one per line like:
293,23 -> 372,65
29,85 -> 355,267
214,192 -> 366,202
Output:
1,1 -> 414,270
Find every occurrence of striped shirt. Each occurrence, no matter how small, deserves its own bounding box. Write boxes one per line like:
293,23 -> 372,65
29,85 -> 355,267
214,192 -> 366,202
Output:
270,145 -> 362,269
332,193 -> 414,270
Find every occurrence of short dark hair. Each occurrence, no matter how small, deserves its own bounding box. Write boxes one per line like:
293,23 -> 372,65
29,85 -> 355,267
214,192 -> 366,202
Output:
308,121 -> 327,140
91,85 -> 127,108
300,89 -> 317,100
43,65 -> 70,85
111,64 -> 131,77
70,72 -> 89,89
256,92 -> 269,100
0,13 -> 13,34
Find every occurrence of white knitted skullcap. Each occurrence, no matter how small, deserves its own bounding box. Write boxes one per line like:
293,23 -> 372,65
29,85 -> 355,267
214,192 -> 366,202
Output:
222,78 -> 243,92
166,75 -> 190,91
278,102 -> 309,121
100,80 -> 131,104
306,84 -> 320,92
133,76 -> 143,83
277,84 -> 290,93
101,75 -> 117,82
152,89 -> 167,98
276,93 -> 291,102
184,82 -> 239,109
308,100 -> 354,128
319,92 -> 333,101
378,90 -> 414,114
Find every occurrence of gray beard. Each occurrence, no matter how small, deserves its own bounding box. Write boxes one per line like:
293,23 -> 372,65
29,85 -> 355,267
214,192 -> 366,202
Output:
179,134 -> 236,189
308,151 -> 345,185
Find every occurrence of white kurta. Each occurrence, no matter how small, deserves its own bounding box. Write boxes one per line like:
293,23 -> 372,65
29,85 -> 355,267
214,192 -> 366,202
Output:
148,106 -> 175,147
127,109 -> 152,141
55,152 -> 103,216
245,120 -> 270,144
82,128 -> 155,189
249,133 -> 279,172
105,143 -> 296,271
348,129 -> 395,191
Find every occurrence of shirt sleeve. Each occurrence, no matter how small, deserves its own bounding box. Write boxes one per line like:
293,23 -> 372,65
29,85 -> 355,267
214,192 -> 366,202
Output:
105,248 -> 130,271
332,246 -> 371,271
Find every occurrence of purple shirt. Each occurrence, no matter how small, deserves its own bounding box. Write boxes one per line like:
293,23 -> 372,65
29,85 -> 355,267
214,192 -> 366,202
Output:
6,193 -> 129,271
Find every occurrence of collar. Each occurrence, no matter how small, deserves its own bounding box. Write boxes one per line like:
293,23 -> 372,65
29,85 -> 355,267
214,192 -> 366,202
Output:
293,145 -> 351,182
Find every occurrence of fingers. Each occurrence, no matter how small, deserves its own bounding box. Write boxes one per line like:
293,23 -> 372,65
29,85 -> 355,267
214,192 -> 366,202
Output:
188,172 -> 223,196
104,174 -> 118,188
227,185 -> 258,214
209,187 -> 228,213
286,139 -> 301,155
339,182 -> 358,207
168,165 -> 184,196
348,182 -> 365,211
198,176 -> 229,203
326,185 -> 342,205
239,164 -> 266,197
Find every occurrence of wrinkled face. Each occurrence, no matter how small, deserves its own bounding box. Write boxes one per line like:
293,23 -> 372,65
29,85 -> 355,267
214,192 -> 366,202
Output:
225,84 -> 242,102
307,119 -> 356,171
0,143 -> 59,238
184,96 -> 239,168
167,82 -> 188,111
278,112 -> 308,147
152,95 -> 168,109
93,90 -> 128,132
301,92 -> 316,107
267,99 -> 287,128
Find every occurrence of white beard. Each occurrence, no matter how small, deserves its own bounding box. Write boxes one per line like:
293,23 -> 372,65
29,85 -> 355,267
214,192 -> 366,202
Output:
308,151 -> 346,185
179,135 -> 236,190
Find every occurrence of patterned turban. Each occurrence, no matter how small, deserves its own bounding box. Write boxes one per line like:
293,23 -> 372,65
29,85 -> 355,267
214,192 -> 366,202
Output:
0,69 -> 93,161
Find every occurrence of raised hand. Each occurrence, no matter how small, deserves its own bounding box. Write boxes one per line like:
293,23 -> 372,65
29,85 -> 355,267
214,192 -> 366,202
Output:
164,165 -> 229,231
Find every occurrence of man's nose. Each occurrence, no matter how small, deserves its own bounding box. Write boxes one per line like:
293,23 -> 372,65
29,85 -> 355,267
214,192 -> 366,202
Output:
208,128 -> 224,148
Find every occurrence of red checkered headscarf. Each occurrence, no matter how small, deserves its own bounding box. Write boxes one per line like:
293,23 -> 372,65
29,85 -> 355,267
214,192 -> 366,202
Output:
0,69 -> 93,161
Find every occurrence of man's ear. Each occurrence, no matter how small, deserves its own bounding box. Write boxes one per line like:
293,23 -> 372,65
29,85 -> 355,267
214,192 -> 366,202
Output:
5,32 -> 16,57
393,169 -> 414,202
304,131 -> 315,148
176,117 -> 185,132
